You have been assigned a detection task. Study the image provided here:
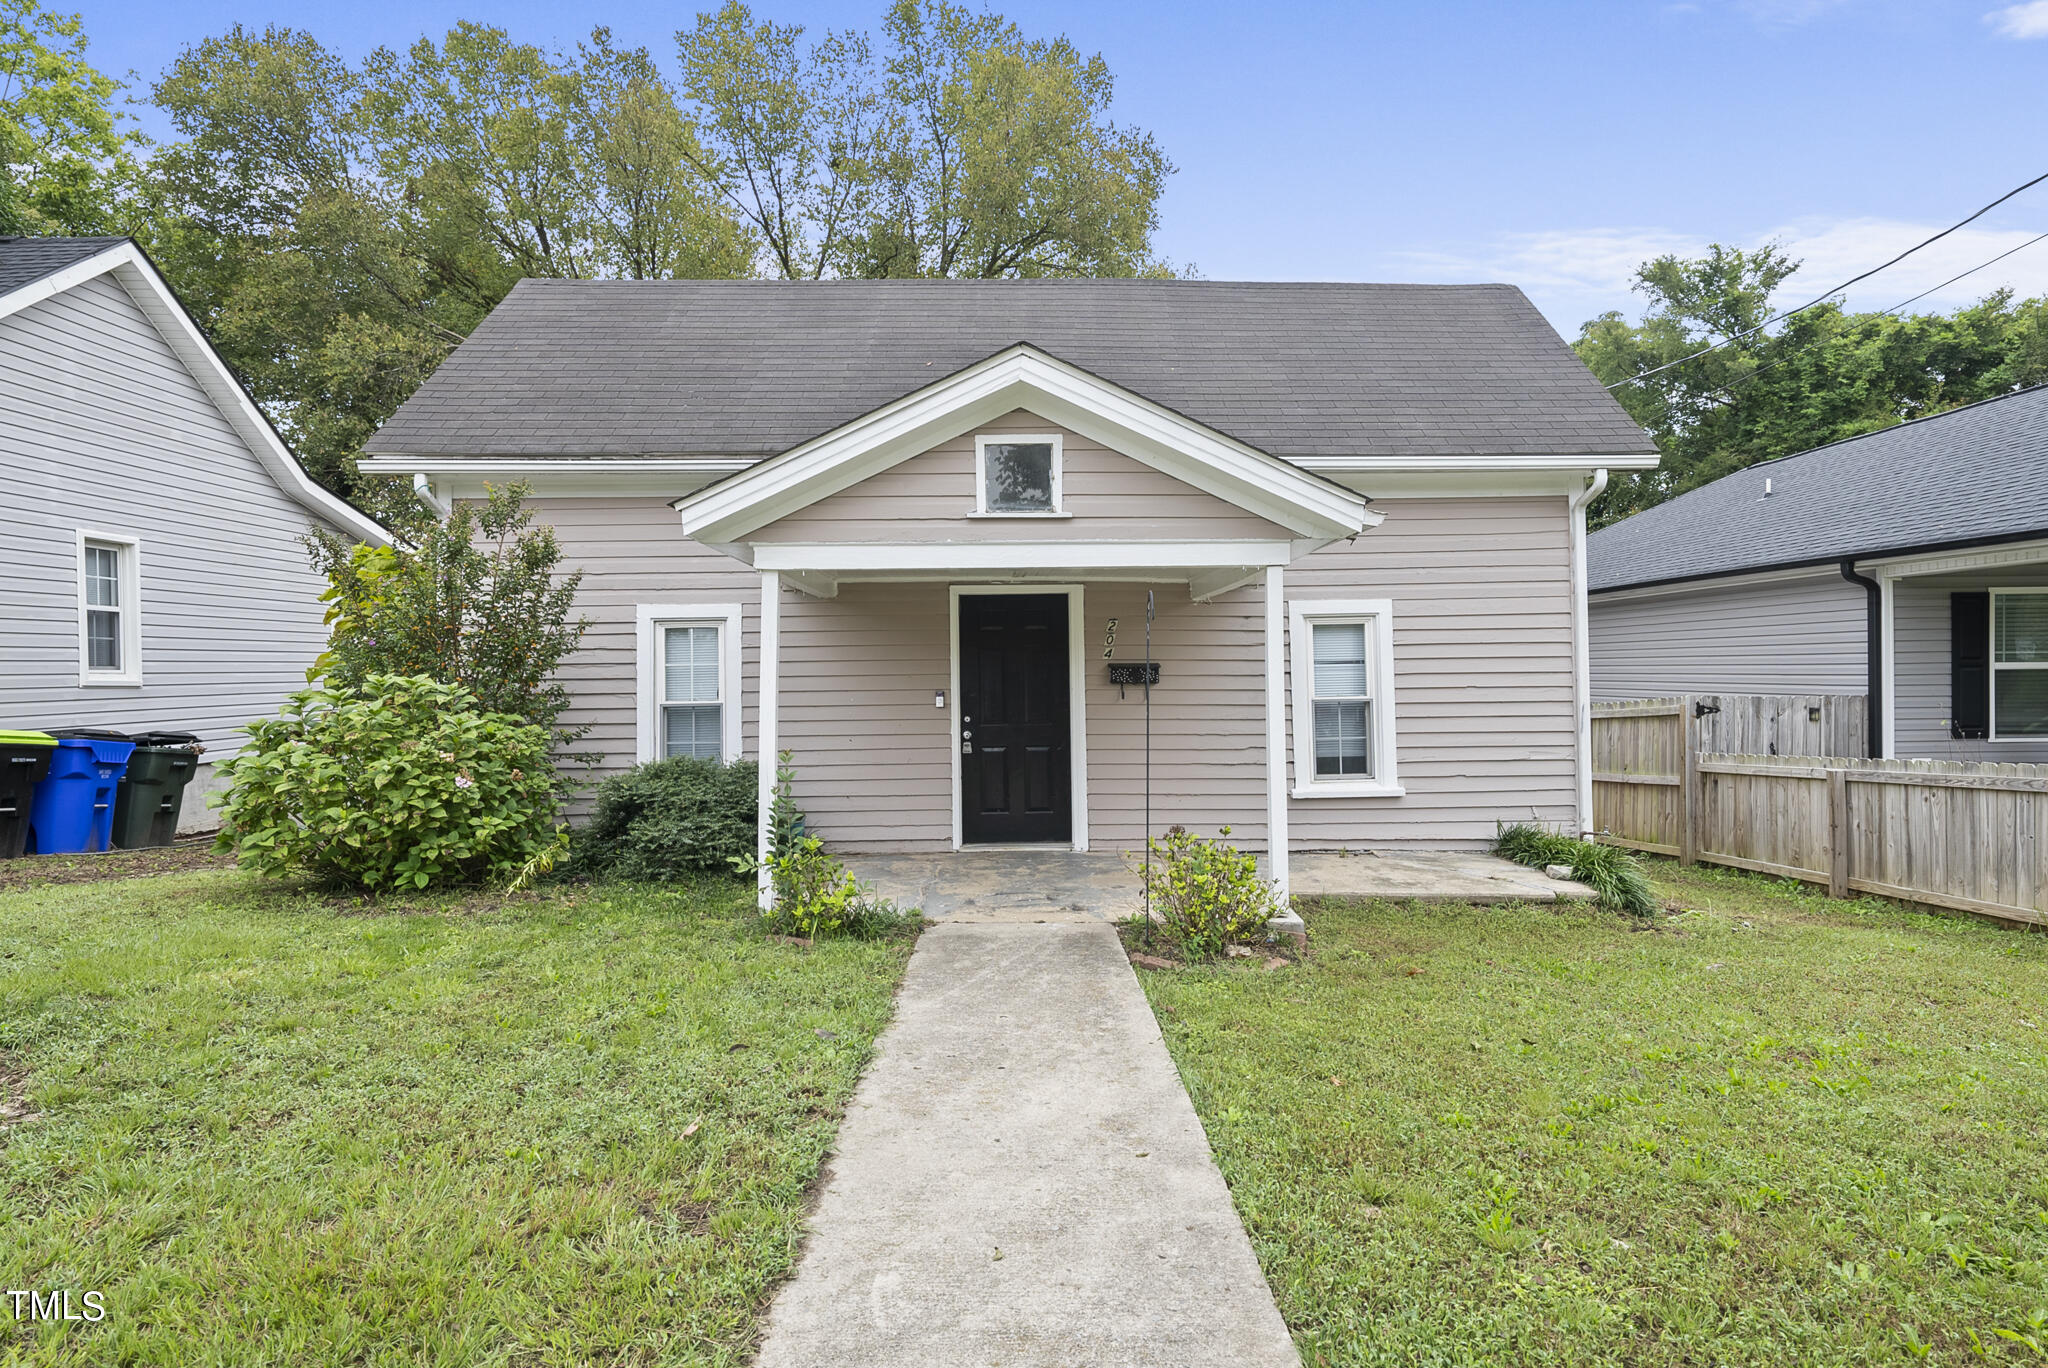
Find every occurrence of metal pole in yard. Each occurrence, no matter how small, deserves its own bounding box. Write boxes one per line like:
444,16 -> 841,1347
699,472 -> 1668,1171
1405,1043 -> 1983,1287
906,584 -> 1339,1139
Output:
1144,590 -> 1154,925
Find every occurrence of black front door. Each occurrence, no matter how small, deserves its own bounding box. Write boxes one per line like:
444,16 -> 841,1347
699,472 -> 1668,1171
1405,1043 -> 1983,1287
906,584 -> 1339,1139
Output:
960,593 -> 1071,844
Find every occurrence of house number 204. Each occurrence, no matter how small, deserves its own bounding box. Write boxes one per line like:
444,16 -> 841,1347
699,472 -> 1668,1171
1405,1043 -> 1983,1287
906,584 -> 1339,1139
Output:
1103,618 -> 1118,659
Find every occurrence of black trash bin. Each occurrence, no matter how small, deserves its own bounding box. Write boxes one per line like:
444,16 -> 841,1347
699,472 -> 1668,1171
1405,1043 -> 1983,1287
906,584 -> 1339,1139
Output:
112,732 -> 204,850
0,730 -> 57,860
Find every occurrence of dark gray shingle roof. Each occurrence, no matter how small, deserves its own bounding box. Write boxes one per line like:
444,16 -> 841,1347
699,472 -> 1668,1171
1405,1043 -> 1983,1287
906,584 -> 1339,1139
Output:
364,278 -> 1653,460
0,235 -> 125,297
1589,385 -> 2048,593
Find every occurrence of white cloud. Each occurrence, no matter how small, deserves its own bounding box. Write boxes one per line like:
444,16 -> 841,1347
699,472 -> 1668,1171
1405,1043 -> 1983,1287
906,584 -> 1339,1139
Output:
1986,1 -> 2048,38
1399,218 -> 2048,334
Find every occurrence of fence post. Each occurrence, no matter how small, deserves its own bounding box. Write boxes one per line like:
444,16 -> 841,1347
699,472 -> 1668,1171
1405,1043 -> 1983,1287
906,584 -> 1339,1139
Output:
1679,695 -> 1699,866
1827,768 -> 1849,900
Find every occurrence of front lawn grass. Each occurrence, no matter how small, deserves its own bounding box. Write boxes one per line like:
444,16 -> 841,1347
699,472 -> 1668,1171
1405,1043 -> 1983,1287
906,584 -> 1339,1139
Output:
0,869 -> 914,1366
1138,861 -> 2048,1366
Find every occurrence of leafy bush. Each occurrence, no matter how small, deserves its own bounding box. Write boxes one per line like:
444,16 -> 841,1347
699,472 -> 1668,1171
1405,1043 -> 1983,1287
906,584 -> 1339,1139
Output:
305,483 -> 590,738
742,836 -> 912,940
1140,824 -> 1285,959
216,675 -> 562,891
1493,823 -> 1659,918
572,755 -> 759,881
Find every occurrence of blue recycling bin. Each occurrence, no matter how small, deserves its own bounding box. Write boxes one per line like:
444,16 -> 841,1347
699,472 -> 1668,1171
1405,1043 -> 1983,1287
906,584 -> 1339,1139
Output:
27,732 -> 136,854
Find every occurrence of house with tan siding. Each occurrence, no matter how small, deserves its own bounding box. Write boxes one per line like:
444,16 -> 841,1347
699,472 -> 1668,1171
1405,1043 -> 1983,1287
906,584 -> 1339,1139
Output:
358,279 -> 1658,896
0,236 -> 389,828
1589,385 -> 2048,762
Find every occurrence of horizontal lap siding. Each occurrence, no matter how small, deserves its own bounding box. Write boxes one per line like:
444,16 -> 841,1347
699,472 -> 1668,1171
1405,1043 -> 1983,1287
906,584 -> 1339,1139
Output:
1894,564 -> 2048,763
1286,497 -> 1577,849
749,408 -> 1289,543
0,275 -> 338,756
1588,572 -> 1868,700
1085,583 -> 1267,853
526,499 -> 760,788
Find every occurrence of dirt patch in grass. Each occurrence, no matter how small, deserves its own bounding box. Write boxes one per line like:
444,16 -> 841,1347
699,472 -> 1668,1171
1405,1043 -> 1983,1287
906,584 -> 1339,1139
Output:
0,838 -> 231,892
0,1056 -> 36,1128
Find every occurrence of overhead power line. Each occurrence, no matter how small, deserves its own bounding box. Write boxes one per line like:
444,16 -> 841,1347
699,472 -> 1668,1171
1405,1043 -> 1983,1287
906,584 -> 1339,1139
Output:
1607,169 -> 2048,391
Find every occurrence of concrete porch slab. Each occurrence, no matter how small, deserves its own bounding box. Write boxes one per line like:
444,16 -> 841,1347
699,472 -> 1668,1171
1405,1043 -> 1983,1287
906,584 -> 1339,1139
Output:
840,848 -> 1594,920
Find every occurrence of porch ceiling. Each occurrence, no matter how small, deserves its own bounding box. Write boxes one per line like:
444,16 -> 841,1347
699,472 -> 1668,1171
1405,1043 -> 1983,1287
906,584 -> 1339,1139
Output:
749,537 -> 1302,600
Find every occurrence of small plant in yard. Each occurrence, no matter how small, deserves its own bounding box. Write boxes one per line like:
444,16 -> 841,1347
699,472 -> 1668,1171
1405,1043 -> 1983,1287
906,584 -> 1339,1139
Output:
571,754 -> 761,880
1140,824 -> 1284,959
216,674 -> 562,891
1494,822 -> 1659,918
738,836 -> 913,940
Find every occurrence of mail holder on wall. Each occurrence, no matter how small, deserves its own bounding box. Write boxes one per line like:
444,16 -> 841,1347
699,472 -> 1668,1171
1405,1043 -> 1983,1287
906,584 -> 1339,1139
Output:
1107,662 -> 1160,699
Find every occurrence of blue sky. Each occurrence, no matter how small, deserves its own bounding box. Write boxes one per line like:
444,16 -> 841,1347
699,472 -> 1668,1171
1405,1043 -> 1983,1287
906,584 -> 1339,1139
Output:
72,0 -> 2048,334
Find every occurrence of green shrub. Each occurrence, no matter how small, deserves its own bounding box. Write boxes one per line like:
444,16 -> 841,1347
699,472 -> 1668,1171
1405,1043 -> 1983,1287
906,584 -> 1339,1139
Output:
741,836 -> 913,940
1493,823 -> 1659,918
216,675 -> 562,891
571,755 -> 759,881
1140,824 -> 1285,959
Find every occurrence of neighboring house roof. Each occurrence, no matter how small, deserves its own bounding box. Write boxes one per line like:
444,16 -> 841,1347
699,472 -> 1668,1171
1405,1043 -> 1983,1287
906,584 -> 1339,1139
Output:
0,236 -> 389,545
1589,384 -> 2048,594
362,278 -> 1656,463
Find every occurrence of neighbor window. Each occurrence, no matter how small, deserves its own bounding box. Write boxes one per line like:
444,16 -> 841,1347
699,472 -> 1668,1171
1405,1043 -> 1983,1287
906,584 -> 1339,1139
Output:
976,433 -> 1062,514
662,625 -> 724,759
77,532 -> 140,684
1289,599 -> 1400,797
637,605 -> 742,764
1992,589 -> 2048,739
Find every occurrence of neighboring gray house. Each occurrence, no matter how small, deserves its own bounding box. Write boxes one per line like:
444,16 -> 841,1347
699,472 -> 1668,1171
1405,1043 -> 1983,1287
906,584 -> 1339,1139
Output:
0,236 -> 389,828
1589,384 -> 2048,762
358,278 -> 1659,887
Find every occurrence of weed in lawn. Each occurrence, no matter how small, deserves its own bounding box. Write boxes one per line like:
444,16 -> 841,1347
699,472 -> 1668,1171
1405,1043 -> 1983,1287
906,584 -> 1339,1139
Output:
1137,859 -> 2048,1366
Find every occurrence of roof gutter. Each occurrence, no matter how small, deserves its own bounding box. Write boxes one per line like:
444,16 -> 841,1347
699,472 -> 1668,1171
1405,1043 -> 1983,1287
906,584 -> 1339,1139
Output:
1839,559 -> 1884,758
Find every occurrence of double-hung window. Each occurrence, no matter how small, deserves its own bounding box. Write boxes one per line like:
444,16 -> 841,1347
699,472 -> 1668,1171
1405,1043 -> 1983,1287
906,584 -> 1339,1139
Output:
1991,588 -> 2048,739
77,531 -> 141,685
974,433 -> 1064,515
1289,599 -> 1400,797
637,605 -> 742,763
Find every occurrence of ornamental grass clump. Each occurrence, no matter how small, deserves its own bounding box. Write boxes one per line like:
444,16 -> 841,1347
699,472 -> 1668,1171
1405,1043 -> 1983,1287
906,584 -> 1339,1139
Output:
1141,824 -> 1285,959
1493,822 -> 1659,918
216,675 -> 563,891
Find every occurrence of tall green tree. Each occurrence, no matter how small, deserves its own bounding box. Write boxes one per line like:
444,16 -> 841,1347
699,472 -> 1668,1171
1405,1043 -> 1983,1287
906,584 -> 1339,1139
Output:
1576,246 -> 2048,525
677,0 -> 1175,279
0,0 -> 140,233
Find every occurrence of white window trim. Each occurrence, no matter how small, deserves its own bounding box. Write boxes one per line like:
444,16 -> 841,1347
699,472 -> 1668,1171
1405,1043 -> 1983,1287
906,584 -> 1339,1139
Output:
1289,597 -> 1402,798
76,529 -> 142,687
635,603 -> 744,764
1989,586 -> 2048,743
973,432 -> 1065,517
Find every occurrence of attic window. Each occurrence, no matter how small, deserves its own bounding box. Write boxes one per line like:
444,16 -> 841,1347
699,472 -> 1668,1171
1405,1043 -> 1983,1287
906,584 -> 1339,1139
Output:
975,434 -> 1062,515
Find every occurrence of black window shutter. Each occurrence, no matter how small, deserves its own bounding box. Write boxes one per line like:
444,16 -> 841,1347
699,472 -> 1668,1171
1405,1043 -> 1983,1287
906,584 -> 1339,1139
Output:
1951,592 -> 1990,739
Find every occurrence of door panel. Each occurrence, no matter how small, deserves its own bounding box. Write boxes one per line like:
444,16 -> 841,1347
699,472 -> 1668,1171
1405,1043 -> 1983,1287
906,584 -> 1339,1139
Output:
960,593 -> 1071,844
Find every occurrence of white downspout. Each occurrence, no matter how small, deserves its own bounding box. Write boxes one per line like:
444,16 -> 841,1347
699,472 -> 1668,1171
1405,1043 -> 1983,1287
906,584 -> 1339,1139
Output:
1569,469 -> 1609,836
412,473 -> 452,519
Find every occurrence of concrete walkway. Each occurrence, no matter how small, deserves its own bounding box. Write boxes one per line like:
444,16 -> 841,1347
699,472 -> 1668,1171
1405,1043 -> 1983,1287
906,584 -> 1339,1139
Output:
753,922 -> 1299,1368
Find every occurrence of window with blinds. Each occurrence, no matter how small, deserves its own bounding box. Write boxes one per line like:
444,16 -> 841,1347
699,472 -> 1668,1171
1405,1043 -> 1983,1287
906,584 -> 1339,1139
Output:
662,624 -> 723,759
1311,620 -> 1373,777
1993,590 -> 2048,738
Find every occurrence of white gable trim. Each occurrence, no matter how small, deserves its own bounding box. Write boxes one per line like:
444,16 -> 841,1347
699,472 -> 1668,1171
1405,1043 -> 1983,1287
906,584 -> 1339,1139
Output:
672,344 -> 1378,545
1,241 -> 390,546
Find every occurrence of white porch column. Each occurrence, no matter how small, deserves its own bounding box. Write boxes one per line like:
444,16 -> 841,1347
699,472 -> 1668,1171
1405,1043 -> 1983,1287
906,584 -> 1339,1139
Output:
1264,565 -> 1290,900
757,569 -> 781,908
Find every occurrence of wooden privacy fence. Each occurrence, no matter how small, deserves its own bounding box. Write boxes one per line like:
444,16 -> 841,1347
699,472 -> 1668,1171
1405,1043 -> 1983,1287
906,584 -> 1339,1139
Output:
1593,697 -> 2047,928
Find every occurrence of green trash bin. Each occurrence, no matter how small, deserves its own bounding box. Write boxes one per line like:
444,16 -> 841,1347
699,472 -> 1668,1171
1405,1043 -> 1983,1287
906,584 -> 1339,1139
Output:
111,732 -> 204,850
0,730 -> 57,860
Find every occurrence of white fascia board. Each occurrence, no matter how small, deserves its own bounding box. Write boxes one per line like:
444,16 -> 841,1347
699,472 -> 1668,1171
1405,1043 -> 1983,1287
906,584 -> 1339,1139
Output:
361,460 -> 752,502
25,245 -> 392,546
1289,451 -> 1662,473
1858,535 -> 2048,580
356,456 -> 757,476
673,345 -> 1376,544
751,539 -> 1296,573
